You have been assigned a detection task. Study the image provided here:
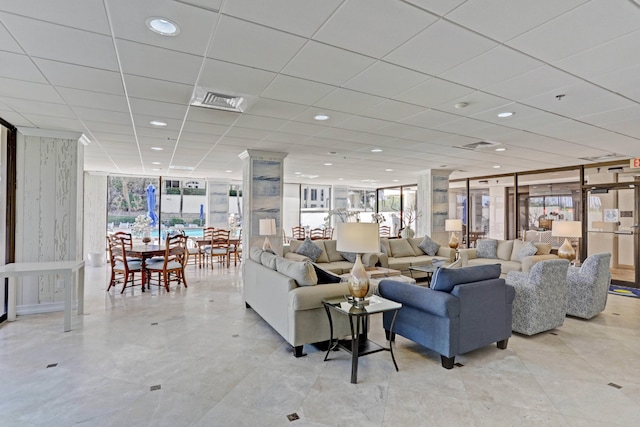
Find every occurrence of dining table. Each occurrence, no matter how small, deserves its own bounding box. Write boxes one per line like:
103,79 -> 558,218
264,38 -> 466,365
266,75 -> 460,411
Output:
127,244 -> 165,290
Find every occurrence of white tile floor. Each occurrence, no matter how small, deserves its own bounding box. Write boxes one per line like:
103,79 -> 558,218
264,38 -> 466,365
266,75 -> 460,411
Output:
1,263 -> 640,426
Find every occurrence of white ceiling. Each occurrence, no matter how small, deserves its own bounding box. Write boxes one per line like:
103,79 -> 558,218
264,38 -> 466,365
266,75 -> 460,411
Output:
1,0 -> 639,187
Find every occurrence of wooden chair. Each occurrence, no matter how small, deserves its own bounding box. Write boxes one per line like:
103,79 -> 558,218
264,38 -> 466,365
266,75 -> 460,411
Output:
199,227 -> 215,267
229,229 -> 242,266
292,226 -> 306,240
379,225 -> 391,238
323,227 -> 334,240
309,228 -> 324,240
186,237 -> 200,269
113,231 -> 133,249
146,234 -> 188,291
106,235 -> 142,293
205,228 -> 231,268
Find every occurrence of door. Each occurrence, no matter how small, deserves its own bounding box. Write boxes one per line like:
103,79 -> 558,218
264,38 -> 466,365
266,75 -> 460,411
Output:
586,186 -> 638,287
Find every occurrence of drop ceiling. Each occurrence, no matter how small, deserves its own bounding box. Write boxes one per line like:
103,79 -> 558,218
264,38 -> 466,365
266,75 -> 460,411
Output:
1,0 -> 639,188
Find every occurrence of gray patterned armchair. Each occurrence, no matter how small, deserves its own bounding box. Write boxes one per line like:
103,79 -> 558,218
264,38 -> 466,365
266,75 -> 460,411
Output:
565,253 -> 612,319
505,259 -> 570,336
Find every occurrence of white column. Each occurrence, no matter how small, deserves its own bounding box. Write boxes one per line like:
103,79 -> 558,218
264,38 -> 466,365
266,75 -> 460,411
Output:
239,150 -> 287,256
83,172 -> 108,265
417,169 -> 452,245
15,128 -> 84,314
206,180 -> 230,228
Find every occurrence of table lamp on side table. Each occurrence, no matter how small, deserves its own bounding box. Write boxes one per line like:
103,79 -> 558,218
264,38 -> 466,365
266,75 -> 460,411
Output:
259,218 -> 277,251
336,222 -> 380,305
551,220 -> 582,263
445,219 -> 463,249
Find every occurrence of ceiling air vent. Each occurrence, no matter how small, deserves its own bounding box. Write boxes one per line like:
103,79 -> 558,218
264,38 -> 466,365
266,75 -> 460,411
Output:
190,87 -> 249,113
579,153 -> 628,162
457,141 -> 501,151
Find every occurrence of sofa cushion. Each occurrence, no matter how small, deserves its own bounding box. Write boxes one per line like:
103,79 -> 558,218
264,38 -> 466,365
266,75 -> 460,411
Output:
322,240 -> 345,262
431,263 -> 502,293
496,240 -> 514,261
418,235 -> 441,256
387,258 -> 412,272
295,238 -> 323,262
249,247 -> 263,262
260,251 -> 278,270
516,241 -> 538,261
476,239 -> 498,259
312,263 -> 342,284
389,239 -> 417,257
275,257 -> 317,286
340,251 -> 357,263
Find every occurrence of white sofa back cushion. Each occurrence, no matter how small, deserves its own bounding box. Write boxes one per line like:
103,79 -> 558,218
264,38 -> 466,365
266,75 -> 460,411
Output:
275,257 -> 317,286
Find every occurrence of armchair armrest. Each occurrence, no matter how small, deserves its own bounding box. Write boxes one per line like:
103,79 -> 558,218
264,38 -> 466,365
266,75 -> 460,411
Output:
436,246 -> 456,262
521,254 -> 558,273
376,252 -> 389,268
284,252 -> 311,262
378,280 -> 459,318
458,248 -> 477,266
505,271 -> 529,288
362,252 -> 379,267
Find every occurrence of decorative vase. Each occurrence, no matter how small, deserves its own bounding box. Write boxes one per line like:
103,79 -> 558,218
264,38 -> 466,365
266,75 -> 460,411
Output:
400,226 -> 414,238
142,230 -> 151,245
348,254 -> 369,304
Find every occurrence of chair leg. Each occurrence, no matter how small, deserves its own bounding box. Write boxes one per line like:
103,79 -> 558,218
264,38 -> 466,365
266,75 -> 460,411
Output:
497,339 -> 509,349
441,355 -> 455,369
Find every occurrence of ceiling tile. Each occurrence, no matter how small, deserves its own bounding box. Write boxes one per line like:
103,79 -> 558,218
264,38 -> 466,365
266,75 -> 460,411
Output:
393,77 -> 475,108
124,75 -> 194,104
198,59 -> 276,96
484,65 -> 581,101
261,75 -> 335,105
1,97 -> 74,118
208,15 -> 305,72
0,77 -> 64,104
0,51 -> 47,83
0,0 -> 111,34
343,61 -> 429,98
401,0 -> 466,17
57,88 -> 129,112
34,59 -> 125,95
244,99 -> 308,120
129,98 -> 188,120
384,19 -> 497,75
314,0 -> 436,58
314,89 -> 384,114
281,41 -> 375,86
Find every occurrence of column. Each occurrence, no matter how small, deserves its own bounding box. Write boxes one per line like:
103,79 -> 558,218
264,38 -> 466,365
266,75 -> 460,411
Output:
417,169 -> 452,245
207,179 -> 230,228
239,150 -> 287,256
84,172 -> 108,265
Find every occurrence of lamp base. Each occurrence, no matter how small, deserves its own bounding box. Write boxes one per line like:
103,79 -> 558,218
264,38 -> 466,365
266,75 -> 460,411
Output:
262,237 -> 272,251
448,232 -> 459,249
348,254 -> 370,302
557,238 -> 575,261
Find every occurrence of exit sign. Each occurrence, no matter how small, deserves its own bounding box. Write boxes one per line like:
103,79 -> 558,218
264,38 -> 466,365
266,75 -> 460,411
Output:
632,158 -> 640,168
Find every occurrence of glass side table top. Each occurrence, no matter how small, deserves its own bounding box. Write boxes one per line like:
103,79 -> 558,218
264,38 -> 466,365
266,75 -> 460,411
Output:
323,295 -> 401,315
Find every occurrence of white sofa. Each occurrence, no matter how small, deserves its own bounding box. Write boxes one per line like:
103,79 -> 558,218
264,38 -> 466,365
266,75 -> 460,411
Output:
243,247 -> 352,357
284,238 -> 379,274
377,237 -> 457,279
459,239 -> 558,276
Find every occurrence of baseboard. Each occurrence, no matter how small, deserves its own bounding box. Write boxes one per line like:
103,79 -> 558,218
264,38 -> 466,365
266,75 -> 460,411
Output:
16,301 -> 78,316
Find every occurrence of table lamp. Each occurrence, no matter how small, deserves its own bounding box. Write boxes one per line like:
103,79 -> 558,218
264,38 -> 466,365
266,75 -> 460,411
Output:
551,221 -> 582,262
259,218 -> 277,251
445,219 -> 463,249
336,222 -> 379,305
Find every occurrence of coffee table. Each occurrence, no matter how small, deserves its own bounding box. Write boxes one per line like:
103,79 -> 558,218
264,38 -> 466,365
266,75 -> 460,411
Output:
322,295 -> 402,384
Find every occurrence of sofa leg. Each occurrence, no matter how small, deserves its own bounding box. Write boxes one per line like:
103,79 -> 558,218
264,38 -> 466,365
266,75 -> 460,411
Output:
441,355 -> 455,369
385,330 -> 395,341
497,338 -> 509,350
293,346 -> 306,358
245,302 -> 251,309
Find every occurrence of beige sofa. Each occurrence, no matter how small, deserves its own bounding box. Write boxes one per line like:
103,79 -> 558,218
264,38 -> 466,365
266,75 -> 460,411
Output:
243,247 -> 352,357
377,237 -> 457,279
459,239 -> 558,276
284,239 -> 379,274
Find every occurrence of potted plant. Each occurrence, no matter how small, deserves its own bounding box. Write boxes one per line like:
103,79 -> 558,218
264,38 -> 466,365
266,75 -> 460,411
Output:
400,208 -> 421,238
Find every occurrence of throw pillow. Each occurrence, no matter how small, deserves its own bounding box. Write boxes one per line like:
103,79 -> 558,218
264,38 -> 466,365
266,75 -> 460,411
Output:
340,251 -> 357,263
418,235 -> 441,256
312,263 -> 342,284
275,258 -> 317,286
516,241 -> 538,261
476,239 -> 498,259
295,237 -> 323,262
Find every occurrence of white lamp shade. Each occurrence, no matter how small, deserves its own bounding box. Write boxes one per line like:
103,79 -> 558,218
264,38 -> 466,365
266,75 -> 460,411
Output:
445,219 -> 463,232
336,222 -> 379,253
551,221 -> 581,238
259,218 -> 277,236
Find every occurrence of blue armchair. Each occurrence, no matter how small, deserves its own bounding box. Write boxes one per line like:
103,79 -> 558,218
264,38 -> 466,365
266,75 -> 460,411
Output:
378,264 -> 515,369
565,253 -> 611,319
505,259 -> 570,336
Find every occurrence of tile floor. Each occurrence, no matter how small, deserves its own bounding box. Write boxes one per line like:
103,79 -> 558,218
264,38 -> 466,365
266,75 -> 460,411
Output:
1,263 -> 640,426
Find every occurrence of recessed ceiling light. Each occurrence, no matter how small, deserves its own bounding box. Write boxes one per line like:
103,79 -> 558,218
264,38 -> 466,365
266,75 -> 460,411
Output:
454,102 -> 469,109
295,171 -> 302,175
495,147 -> 507,152
328,151 -> 337,155
314,114 -> 330,121
371,148 -> 383,153
393,179 -> 399,182
152,162 -> 161,165
152,168 -> 161,171
497,112 -> 514,118
146,17 -> 180,36
150,120 -> 167,127
151,147 -> 163,151
338,178 -> 344,181
225,170 -> 232,173
324,163 -> 333,166
493,165 -> 501,168
385,168 -> 393,172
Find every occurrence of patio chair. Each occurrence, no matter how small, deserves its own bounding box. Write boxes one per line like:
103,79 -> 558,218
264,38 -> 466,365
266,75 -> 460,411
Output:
146,234 -> 188,291
106,235 -> 143,293
323,227 -> 334,239
379,225 -> 391,238
200,227 -> 215,267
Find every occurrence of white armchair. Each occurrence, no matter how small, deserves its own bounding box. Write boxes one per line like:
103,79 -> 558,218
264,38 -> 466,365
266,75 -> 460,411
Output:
565,253 -> 612,319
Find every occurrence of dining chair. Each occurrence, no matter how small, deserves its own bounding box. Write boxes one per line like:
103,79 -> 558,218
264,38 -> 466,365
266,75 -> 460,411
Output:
309,228 -> 324,240
186,237 -> 200,269
323,227 -> 334,240
106,235 -> 143,293
292,226 -> 306,240
379,225 -> 391,238
205,228 -> 231,268
200,227 -> 215,267
229,229 -> 242,266
146,234 -> 188,291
